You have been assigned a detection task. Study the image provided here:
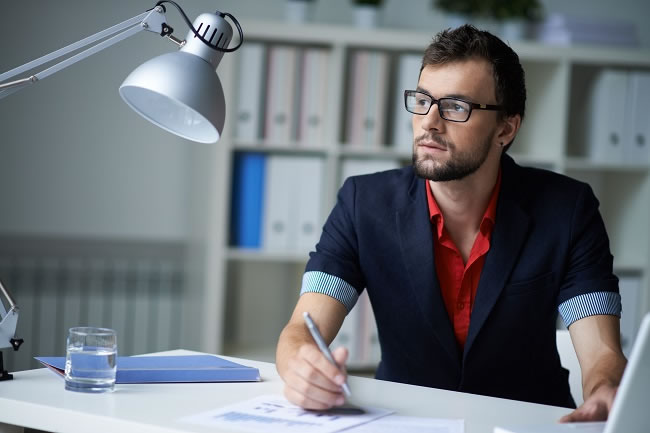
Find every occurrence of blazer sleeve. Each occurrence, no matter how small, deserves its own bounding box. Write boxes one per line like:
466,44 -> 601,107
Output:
556,182 -> 620,306
302,177 -> 367,308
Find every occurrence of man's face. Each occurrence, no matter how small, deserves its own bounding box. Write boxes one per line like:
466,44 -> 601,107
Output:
412,58 -> 501,182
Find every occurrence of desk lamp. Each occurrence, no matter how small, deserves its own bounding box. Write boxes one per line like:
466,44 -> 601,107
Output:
0,0 -> 244,379
0,0 -> 244,143
0,280 -> 23,380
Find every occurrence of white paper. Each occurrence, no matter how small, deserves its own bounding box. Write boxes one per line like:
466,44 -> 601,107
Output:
179,394 -> 393,433
345,415 -> 464,432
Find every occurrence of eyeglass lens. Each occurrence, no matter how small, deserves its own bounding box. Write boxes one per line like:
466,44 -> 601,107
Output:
405,91 -> 471,122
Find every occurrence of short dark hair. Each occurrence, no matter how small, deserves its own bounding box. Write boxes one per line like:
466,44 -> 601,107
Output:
421,25 -> 526,151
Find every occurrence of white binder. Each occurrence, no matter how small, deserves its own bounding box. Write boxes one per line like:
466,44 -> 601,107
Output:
345,50 -> 370,146
298,48 -> 329,146
365,294 -> 381,365
586,70 -> 628,163
264,46 -> 298,144
262,156 -> 299,250
263,156 -> 324,252
234,43 -> 265,142
345,51 -> 389,147
295,157 -> 324,253
364,51 -> 389,147
330,298 -> 362,365
619,275 -> 641,357
340,158 -> 400,186
623,72 -> 650,164
391,54 -> 421,153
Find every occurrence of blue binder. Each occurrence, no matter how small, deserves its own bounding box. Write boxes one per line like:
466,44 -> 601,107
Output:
35,355 -> 261,383
230,152 -> 266,248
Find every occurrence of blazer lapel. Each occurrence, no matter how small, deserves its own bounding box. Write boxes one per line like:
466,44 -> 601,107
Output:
463,156 -> 531,359
397,174 -> 460,366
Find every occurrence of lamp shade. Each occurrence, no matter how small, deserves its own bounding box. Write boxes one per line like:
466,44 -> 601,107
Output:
119,50 -> 225,143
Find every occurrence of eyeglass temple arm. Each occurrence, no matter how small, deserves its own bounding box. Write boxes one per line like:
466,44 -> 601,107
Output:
0,7 -> 169,100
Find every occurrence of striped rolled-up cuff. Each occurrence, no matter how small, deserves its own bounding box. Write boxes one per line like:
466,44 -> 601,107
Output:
300,271 -> 359,313
558,291 -> 622,328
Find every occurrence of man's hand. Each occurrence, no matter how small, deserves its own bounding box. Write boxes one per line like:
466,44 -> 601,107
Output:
558,315 -> 626,423
559,383 -> 617,423
281,344 -> 349,410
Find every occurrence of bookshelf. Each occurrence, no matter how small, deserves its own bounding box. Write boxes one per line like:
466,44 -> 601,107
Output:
188,19 -> 650,366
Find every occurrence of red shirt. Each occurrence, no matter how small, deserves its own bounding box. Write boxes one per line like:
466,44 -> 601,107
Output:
425,171 -> 502,350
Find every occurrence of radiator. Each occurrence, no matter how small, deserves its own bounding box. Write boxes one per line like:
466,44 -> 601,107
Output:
0,239 -> 185,373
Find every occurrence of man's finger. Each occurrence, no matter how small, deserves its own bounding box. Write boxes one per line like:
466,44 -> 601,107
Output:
284,384 -> 339,410
301,345 -> 348,388
282,369 -> 345,409
332,346 -> 349,365
559,402 -> 608,423
290,353 -> 344,393
559,411 -> 578,423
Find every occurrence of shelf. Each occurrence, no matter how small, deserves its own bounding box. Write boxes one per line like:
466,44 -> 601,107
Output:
564,157 -> 650,172
338,145 -> 411,160
614,262 -> 647,274
239,19 -> 650,67
223,342 -> 276,363
227,247 -> 310,263
232,140 -> 329,155
508,152 -> 558,169
211,18 -> 650,360
224,342 -> 377,377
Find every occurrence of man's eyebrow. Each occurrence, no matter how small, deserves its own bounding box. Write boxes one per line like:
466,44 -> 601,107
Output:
414,87 -> 475,101
445,93 -> 475,101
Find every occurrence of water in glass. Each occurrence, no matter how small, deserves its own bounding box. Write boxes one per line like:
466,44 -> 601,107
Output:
64,327 -> 117,393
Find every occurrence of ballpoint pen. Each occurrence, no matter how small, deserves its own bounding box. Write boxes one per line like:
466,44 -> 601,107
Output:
303,311 -> 352,398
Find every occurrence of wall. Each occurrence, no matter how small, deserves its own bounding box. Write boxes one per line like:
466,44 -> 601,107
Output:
1,0 -> 649,240
0,0 -> 191,241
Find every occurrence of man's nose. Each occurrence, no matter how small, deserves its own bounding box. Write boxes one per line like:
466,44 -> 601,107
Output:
420,103 -> 443,131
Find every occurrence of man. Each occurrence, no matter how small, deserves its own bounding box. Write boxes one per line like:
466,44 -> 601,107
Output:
276,25 -> 626,422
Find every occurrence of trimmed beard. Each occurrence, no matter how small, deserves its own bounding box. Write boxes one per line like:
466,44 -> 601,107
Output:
412,133 -> 493,182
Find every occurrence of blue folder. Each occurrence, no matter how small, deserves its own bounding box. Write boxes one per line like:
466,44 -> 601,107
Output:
230,152 -> 266,248
35,355 -> 261,383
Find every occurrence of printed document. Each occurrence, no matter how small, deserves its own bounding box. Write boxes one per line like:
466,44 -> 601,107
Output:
179,394 -> 393,433
345,415 -> 464,432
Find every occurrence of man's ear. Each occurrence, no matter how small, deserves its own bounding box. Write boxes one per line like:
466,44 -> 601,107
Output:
495,114 -> 521,147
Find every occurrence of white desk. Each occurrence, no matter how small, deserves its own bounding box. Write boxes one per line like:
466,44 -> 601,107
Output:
0,350 -> 571,433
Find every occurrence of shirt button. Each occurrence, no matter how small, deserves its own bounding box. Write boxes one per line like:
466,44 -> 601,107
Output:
457,302 -> 465,310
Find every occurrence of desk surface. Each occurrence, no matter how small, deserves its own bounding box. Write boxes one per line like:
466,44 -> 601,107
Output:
0,350 -> 571,433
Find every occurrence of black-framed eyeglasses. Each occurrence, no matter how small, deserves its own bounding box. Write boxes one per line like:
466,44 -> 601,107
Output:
404,90 -> 503,123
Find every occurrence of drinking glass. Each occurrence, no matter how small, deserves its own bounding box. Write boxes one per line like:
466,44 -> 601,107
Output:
64,327 -> 117,393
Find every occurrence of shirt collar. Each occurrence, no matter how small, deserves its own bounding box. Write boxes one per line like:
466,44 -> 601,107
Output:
426,168 -> 502,238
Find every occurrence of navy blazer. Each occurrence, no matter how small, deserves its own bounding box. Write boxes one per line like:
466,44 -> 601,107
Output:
305,154 -> 619,408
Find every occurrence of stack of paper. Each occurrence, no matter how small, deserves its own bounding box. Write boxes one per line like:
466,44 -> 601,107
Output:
180,394 -> 464,433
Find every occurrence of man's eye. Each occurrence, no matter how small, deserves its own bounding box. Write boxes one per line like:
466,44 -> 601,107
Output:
452,103 -> 467,112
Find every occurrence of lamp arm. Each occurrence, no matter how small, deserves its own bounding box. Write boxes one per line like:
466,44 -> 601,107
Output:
0,279 -> 20,351
0,280 -> 15,311
0,6 -> 169,100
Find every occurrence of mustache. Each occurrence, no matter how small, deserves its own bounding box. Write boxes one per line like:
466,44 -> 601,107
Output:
414,133 -> 452,148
